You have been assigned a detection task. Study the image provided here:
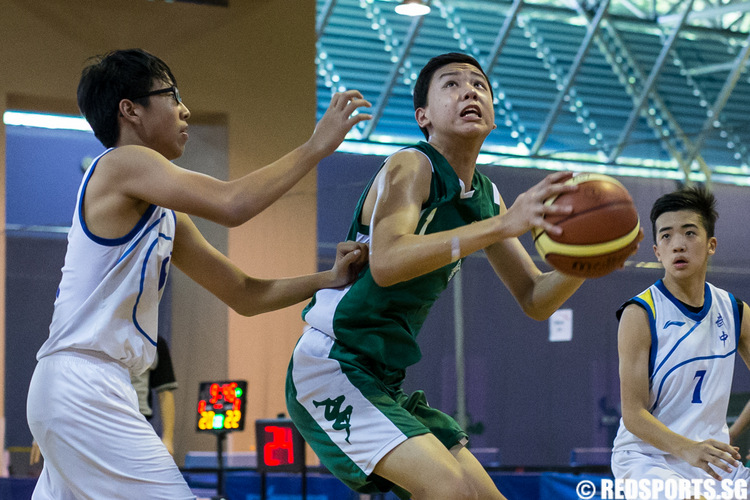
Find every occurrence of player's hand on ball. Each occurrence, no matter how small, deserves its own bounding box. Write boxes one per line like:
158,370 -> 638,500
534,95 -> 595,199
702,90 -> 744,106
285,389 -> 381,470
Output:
328,241 -> 369,288
501,171 -> 577,239
309,90 -> 372,158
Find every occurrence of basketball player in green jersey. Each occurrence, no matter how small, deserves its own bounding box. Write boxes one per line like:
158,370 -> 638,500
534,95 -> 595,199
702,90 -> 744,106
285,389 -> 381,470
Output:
286,53 -> 624,499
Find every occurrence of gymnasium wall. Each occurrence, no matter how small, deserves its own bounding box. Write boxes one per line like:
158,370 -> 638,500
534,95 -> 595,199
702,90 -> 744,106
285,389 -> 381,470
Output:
316,151 -> 750,467
1,0 -> 318,466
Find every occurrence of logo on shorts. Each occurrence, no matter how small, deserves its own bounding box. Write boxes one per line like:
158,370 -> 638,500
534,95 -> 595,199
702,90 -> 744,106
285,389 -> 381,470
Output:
313,395 -> 353,444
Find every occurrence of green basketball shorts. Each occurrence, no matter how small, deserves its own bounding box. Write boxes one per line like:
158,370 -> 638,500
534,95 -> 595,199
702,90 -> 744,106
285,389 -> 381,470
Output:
285,326 -> 468,496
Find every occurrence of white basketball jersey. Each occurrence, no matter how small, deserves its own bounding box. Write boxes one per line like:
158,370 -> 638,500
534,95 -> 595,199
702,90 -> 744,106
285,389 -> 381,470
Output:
36,149 -> 176,376
613,280 -> 741,454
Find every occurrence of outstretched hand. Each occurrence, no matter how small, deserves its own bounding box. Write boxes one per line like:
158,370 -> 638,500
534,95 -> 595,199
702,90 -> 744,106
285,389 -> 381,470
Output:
309,90 -> 372,158
501,171 -> 578,239
678,439 -> 741,481
327,240 -> 369,288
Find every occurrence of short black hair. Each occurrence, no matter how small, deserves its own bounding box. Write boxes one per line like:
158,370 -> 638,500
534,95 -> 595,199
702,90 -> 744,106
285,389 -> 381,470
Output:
650,185 -> 718,242
77,49 -> 177,148
412,52 -> 493,140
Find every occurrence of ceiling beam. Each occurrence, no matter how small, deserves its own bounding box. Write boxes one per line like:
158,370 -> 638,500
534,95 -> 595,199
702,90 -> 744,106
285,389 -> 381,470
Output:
683,31 -> 750,174
608,0 -> 695,163
531,0 -> 610,155
658,0 -> 750,24
686,60 -> 750,75
316,0 -> 337,39
618,0 -> 650,19
361,12 -> 425,140
484,0 -> 525,76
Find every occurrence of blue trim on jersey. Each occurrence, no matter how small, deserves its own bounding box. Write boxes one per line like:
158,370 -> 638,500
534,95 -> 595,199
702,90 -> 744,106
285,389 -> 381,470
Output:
651,322 -> 701,383
132,230 -> 173,346
647,281 -> 714,386
650,349 -> 737,412
631,297 -> 658,378
730,292 -> 741,345
117,212 -> 168,265
78,148 -> 159,247
655,279 -> 712,322
158,255 -> 171,291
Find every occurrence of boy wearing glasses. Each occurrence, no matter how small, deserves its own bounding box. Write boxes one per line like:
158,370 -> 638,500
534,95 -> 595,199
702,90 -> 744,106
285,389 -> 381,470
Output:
26,48 -> 370,499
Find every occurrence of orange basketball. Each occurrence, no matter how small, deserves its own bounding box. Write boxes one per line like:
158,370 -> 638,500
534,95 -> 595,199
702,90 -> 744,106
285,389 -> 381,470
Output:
532,173 -> 640,278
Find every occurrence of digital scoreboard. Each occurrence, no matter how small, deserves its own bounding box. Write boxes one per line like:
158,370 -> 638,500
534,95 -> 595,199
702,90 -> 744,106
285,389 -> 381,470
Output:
196,380 -> 247,433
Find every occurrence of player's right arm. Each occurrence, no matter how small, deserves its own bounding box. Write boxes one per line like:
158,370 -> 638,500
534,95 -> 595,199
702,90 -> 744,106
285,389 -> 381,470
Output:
729,399 -> 750,449
86,90 -> 371,235
618,304 -> 740,480
367,155 -> 576,287
171,212 -> 367,317
156,389 -> 176,455
730,302 -> 750,453
30,440 -> 41,465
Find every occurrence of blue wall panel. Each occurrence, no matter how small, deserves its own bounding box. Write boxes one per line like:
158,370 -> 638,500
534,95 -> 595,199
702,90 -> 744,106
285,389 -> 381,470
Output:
6,125 -> 103,227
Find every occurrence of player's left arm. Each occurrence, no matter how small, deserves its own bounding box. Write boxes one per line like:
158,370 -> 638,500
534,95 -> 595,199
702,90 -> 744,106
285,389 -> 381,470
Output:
30,440 -> 42,465
730,301 -> 750,444
483,195 -> 584,321
171,212 -> 368,317
735,301 -> 750,369
157,390 -> 176,455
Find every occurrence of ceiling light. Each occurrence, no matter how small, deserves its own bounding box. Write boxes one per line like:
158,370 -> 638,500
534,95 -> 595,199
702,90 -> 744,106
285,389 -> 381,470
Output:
3,111 -> 92,132
395,0 -> 430,17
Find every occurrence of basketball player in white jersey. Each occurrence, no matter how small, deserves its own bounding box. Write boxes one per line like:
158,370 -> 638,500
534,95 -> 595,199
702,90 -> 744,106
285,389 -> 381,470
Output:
612,186 -> 750,499
26,48 -> 370,499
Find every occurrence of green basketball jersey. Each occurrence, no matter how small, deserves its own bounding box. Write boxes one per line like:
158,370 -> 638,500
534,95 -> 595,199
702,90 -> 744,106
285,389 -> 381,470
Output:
303,142 -> 500,371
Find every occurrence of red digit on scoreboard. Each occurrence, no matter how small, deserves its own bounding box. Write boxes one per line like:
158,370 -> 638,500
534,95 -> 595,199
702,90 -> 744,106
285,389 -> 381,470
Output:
209,383 -> 221,404
263,426 -> 295,466
224,382 -> 237,404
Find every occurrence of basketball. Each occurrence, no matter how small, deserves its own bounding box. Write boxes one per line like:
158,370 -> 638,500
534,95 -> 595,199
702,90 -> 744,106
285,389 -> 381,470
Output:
532,173 -> 640,278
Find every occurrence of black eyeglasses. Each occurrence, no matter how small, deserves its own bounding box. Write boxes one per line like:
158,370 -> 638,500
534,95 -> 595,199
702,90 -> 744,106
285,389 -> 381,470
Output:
130,86 -> 182,104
